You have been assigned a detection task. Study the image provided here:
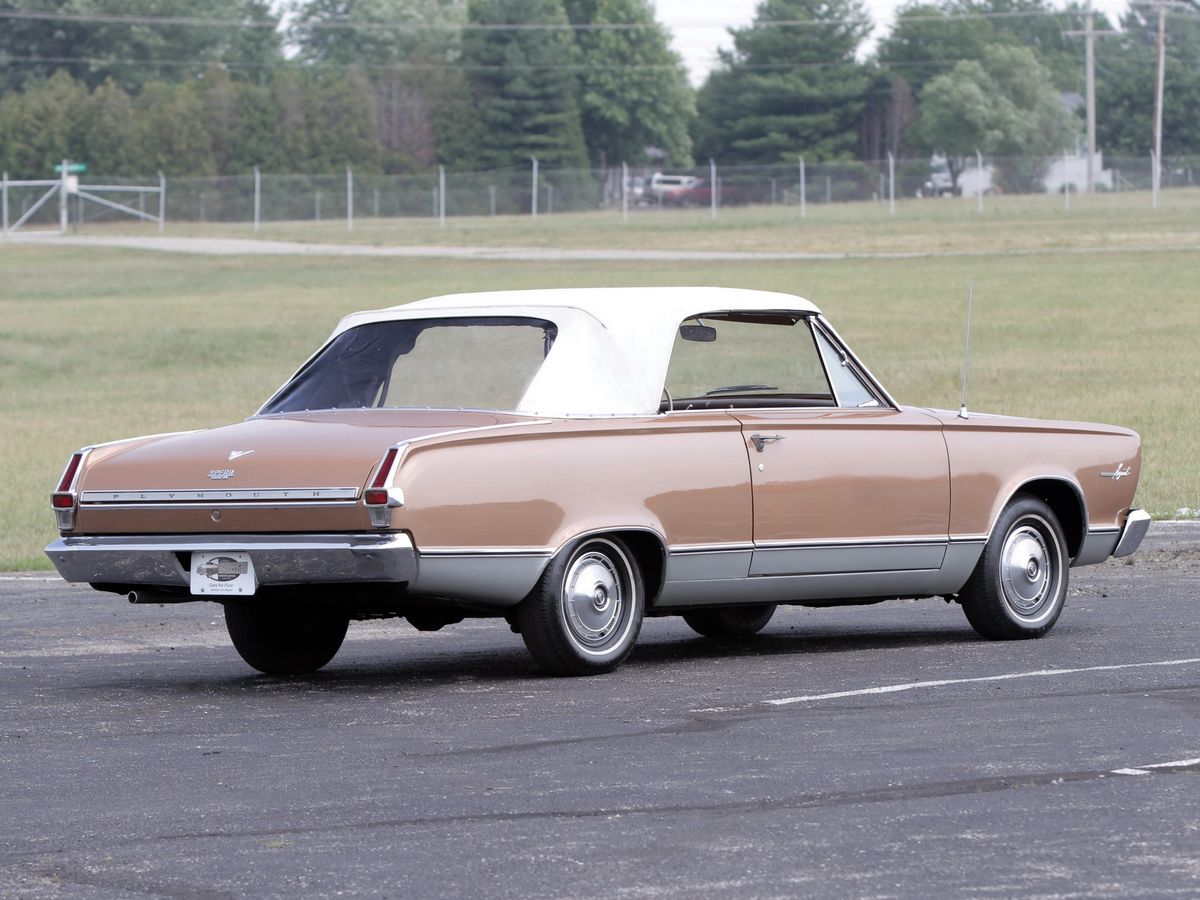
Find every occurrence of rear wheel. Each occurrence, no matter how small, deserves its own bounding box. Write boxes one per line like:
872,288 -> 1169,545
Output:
223,602 -> 349,675
683,604 -> 777,638
959,495 -> 1069,640
518,536 -> 643,676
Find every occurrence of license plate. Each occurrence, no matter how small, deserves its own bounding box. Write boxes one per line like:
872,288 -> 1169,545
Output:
190,551 -> 257,596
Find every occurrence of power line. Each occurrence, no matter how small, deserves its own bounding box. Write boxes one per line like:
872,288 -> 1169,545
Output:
5,52 -> 1142,74
0,6 -> 1125,32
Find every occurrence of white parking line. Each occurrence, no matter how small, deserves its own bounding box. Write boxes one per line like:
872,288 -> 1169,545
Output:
763,657 -> 1200,707
690,657 -> 1200,713
1111,757 -> 1200,776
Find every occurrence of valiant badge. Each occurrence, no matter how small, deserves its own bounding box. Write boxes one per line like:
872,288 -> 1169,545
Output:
1101,463 -> 1132,480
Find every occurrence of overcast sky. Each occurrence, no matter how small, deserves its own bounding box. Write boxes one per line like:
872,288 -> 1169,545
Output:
652,0 -> 1132,85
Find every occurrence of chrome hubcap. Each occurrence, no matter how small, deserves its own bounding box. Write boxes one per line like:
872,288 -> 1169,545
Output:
562,551 -> 624,648
1000,523 -> 1053,616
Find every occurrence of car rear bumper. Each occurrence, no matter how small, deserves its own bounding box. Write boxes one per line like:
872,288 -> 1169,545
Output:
1113,509 -> 1152,558
46,532 -> 417,588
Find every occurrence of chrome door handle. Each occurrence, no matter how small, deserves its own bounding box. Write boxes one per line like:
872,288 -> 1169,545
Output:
750,434 -> 785,452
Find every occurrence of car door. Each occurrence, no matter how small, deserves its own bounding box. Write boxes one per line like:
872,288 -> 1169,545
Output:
734,320 -> 951,597
735,407 -> 949,574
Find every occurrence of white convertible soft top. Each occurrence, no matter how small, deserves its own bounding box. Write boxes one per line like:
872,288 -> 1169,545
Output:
330,287 -> 822,417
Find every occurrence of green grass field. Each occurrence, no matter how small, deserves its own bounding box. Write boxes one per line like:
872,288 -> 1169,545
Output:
99,188 -> 1200,255
2,192 -> 1197,569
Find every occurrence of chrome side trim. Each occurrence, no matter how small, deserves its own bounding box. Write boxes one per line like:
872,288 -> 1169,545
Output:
81,487 -> 360,503
1113,509 -> 1151,558
656,568 -> 941,608
46,532 -> 417,588
419,547 -> 554,558
749,541 -> 946,577
670,542 -> 755,554
752,535 -> 947,549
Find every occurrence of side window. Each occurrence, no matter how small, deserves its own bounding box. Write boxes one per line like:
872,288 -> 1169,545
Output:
813,326 -> 879,408
664,313 -> 834,409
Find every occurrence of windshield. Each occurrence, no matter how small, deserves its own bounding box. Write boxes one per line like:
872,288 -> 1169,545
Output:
261,317 -> 557,414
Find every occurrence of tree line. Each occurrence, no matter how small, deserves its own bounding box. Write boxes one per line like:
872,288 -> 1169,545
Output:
0,0 -> 1197,181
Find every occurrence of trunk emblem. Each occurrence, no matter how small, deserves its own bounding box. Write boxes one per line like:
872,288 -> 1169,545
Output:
208,469 -> 236,480
228,450 -> 255,461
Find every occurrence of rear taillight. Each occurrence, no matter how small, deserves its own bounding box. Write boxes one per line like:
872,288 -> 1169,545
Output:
51,451 -> 86,531
365,447 -> 403,528
369,448 -> 398,491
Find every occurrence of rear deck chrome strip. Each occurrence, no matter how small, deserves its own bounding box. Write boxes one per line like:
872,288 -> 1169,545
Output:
80,487 -> 360,503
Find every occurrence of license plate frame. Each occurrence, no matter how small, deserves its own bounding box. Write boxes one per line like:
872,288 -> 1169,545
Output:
189,551 -> 257,596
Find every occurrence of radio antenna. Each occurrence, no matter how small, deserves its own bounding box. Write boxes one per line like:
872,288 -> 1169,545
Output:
958,281 -> 975,419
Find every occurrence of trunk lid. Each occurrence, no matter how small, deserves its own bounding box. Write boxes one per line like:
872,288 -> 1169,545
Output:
75,410 -> 520,535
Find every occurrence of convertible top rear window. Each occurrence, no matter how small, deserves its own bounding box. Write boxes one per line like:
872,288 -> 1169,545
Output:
261,317 -> 557,414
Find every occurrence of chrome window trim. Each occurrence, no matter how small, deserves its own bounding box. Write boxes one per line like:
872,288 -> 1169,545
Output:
813,316 -> 899,410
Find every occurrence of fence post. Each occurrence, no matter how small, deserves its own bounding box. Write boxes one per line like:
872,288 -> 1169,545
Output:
315,190 -> 321,220
825,175 -> 831,204
59,159 -> 69,233
1151,151 -> 1158,210
799,156 -> 806,218
253,166 -> 261,233
975,150 -> 983,215
1063,152 -> 1070,211
157,170 -> 166,233
547,183 -> 554,215
531,157 -> 539,220
887,152 -> 896,215
489,185 -> 496,217
346,166 -> 354,231
2,171 -> 7,234
373,188 -> 380,218
438,164 -> 446,228
770,178 -> 777,206
709,158 -> 717,220
621,161 -> 628,224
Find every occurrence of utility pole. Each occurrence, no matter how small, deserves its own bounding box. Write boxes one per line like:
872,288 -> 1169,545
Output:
1066,2 -> 1116,193
1154,1 -> 1166,186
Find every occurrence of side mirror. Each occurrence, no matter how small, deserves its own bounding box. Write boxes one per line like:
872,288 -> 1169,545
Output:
679,324 -> 717,343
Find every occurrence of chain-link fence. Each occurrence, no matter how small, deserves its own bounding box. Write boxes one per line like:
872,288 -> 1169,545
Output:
3,154 -> 1197,233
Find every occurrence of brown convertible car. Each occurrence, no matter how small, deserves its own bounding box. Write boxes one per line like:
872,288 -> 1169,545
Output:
47,287 -> 1149,676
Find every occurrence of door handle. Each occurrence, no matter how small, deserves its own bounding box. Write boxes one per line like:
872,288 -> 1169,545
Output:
750,434 -> 785,452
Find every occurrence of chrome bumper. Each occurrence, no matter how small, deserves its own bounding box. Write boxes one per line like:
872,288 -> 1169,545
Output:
1113,509 -> 1152,558
46,532 -> 417,588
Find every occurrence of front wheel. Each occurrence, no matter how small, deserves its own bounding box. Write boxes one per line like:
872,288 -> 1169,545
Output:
518,536 -> 644,676
959,495 -> 1069,640
223,602 -> 349,675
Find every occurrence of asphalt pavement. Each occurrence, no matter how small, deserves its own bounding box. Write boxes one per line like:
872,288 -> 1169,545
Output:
1,524 -> 1198,899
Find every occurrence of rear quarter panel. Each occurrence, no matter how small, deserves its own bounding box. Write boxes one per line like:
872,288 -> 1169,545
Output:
392,414 -> 752,552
